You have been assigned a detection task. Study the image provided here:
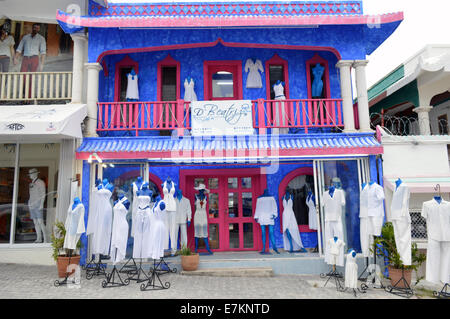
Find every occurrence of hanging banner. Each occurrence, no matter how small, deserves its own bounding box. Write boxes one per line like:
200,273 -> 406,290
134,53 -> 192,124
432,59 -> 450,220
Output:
190,100 -> 254,136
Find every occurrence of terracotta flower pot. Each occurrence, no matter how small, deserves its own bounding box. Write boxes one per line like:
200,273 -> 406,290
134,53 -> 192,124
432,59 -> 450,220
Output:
56,255 -> 81,278
181,254 -> 199,271
388,266 -> 412,288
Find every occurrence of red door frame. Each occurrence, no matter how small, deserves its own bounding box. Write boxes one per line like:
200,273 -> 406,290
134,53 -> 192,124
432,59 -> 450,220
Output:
179,168 -> 266,252
204,60 -> 243,101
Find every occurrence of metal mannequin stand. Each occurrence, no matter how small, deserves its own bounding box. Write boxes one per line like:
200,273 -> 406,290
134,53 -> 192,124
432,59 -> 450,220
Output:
340,286 -> 366,298
85,254 -> 108,280
119,256 -> 138,274
102,249 -> 130,288
320,265 -> 345,291
151,257 -> 177,275
127,258 -> 149,283
54,250 -> 80,287
140,259 -> 171,291
433,283 -> 450,299
385,267 -> 414,298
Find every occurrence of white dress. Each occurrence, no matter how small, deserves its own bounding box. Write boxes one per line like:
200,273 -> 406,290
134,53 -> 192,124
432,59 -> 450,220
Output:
245,58 -> 264,88
254,196 -> 278,226
86,186 -> 99,236
91,187 -> 113,255
131,182 -> 144,237
390,183 -> 412,266
126,73 -> 139,100
110,197 -> 129,264
273,83 -> 288,134
63,204 -> 85,250
132,195 -> 153,259
194,196 -> 208,238
345,251 -> 358,289
183,78 -> 198,102
148,200 -> 168,260
306,195 -> 318,230
282,197 -> 304,251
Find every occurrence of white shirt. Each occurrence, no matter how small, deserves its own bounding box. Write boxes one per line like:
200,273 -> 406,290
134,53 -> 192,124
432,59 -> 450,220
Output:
16,33 -> 46,57
0,35 -> 15,57
254,196 -> 278,226
322,189 -> 345,222
327,238 -> 345,256
421,199 -> 450,242
175,196 -> 192,224
367,183 -> 385,217
390,183 -> 411,221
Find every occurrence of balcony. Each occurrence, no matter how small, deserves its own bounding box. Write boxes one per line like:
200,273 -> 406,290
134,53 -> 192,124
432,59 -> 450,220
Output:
0,72 -> 73,102
97,99 -> 344,136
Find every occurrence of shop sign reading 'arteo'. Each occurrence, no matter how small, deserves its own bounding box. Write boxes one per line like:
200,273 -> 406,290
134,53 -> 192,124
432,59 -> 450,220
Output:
190,100 -> 254,136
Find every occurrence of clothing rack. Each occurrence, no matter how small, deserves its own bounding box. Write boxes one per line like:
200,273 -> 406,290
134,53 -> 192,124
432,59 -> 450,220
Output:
433,283 -> 450,299
140,259 -> 171,291
102,248 -> 130,288
384,267 -> 414,298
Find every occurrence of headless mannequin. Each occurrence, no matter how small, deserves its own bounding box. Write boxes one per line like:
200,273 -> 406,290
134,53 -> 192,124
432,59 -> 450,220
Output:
194,189 -> 213,255
258,189 -> 279,254
126,68 -> 138,102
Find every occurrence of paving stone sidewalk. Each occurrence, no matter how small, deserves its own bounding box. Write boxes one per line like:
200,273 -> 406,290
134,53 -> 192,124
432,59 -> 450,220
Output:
0,263 -> 436,299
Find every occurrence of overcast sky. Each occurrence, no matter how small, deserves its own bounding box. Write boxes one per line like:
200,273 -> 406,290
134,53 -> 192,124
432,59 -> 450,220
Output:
107,0 -> 450,87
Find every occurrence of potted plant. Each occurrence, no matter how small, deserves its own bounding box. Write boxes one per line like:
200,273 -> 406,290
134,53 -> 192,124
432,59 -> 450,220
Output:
51,221 -> 82,278
180,244 -> 199,271
371,222 -> 426,287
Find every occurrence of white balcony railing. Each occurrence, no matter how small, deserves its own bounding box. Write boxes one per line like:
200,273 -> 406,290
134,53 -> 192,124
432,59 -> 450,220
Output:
0,72 -> 73,101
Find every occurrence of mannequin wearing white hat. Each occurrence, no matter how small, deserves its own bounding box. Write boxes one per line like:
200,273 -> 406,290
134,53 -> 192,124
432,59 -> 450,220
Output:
193,183 -> 213,255
27,168 -> 47,243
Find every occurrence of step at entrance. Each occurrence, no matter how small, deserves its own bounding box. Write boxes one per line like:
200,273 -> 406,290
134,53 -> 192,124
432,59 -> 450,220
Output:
180,267 -> 274,277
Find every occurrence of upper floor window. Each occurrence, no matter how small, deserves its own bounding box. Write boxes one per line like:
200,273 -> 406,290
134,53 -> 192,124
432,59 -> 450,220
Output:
204,61 -> 242,101
114,55 -> 139,102
265,54 -> 289,100
306,53 -> 330,99
157,54 -> 180,101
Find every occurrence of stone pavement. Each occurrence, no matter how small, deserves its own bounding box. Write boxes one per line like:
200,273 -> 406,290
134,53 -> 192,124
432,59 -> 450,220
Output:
0,263 -> 437,299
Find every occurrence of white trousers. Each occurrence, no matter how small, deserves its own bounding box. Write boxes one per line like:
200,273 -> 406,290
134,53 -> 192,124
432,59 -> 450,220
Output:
360,216 -> 383,257
392,217 -> 412,266
426,239 -> 450,284
324,220 -> 345,267
174,223 -> 188,250
166,211 -> 178,253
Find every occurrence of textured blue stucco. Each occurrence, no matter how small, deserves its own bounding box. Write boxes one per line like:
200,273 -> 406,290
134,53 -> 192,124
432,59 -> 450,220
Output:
80,161 -> 90,266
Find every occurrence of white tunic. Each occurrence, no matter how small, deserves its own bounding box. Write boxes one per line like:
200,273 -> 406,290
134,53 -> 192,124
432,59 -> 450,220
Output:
245,58 -> 264,88
306,195 -> 318,230
131,182 -> 144,237
148,201 -> 168,260
126,73 -> 139,100
183,78 -> 198,102
345,251 -> 359,289
133,195 -> 153,259
194,196 -> 208,238
390,183 -> 412,266
327,238 -> 345,266
110,198 -> 129,264
63,204 -> 85,250
282,197 -> 304,250
322,189 -> 346,222
390,183 -> 411,221
421,199 -> 450,242
367,183 -> 385,217
163,181 -> 177,212
91,187 -> 113,255
254,196 -> 278,226
175,196 -> 192,224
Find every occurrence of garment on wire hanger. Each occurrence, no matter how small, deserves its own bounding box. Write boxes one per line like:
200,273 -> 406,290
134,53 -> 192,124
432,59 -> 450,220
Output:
282,196 -> 304,251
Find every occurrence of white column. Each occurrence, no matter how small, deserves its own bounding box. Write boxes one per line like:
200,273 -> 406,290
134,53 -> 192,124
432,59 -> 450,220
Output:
85,62 -> 102,137
336,60 -> 356,132
70,32 -> 87,104
413,106 -> 433,135
354,60 -> 372,132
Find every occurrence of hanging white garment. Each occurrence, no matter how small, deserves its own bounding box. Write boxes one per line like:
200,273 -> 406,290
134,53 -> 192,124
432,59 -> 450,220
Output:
327,237 -> 345,267
367,183 -> 385,236
254,196 -> 278,226
390,183 -> 412,265
132,195 -> 153,259
148,200 -> 168,260
91,187 -> 113,255
194,196 -> 208,238
131,182 -> 144,238
126,73 -> 139,100
282,197 -> 304,251
359,184 -> 372,258
163,181 -> 176,250
175,196 -> 192,248
344,251 -> 359,289
63,204 -> 85,250
306,195 -> 318,230
163,181 -> 177,212
183,78 -> 198,102
86,186 -> 99,235
421,199 -> 450,284
245,58 -> 264,88
110,197 -> 129,264
339,188 -> 348,245
272,83 -> 288,134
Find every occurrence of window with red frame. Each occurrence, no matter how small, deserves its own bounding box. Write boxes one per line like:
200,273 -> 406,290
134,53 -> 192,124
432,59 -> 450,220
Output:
306,53 -> 331,99
204,61 -> 242,101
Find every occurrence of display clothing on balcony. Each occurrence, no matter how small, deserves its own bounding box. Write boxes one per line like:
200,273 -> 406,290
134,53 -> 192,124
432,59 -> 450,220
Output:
245,58 -> 264,89
183,78 -> 198,102
390,182 -> 411,266
63,203 -> 85,250
273,82 -> 288,134
110,197 -> 129,264
282,197 -> 304,251
126,72 -> 139,100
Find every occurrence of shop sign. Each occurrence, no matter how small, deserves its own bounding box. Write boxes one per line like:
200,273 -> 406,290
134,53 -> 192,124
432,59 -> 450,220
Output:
5,123 -> 25,131
190,100 -> 254,136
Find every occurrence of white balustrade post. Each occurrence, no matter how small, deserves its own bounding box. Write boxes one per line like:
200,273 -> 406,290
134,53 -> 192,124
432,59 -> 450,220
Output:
413,106 -> 433,135
354,60 -> 372,132
336,60 -> 356,132
85,62 -> 102,137
71,32 -> 87,104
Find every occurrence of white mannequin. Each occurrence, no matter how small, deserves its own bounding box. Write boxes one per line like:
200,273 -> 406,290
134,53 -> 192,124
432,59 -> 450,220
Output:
27,168 -> 47,243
